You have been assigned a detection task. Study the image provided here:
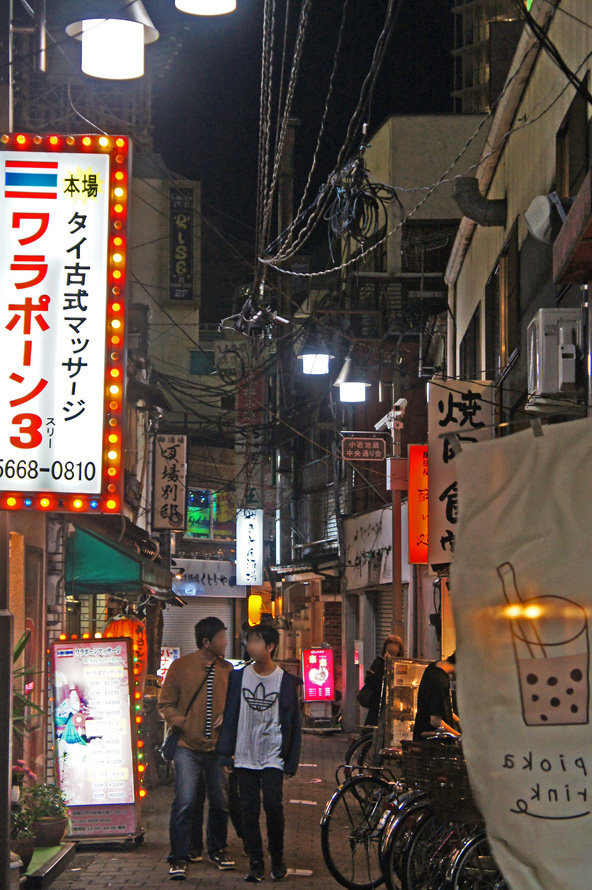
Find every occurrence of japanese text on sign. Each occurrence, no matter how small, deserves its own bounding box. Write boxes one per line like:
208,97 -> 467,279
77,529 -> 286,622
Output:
153,435 -> 187,530
342,435 -> 387,462
427,380 -> 491,566
236,508 -> 263,586
0,151 -> 111,493
169,187 -> 194,302
302,648 -> 335,702
408,444 -> 428,564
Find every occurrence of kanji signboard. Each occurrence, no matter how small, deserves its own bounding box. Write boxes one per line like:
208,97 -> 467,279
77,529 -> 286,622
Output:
152,434 -> 187,530
408,444 -> 429,564
302,647 -> 335,702
342,435 -> 387,461
0,132 -> 130,513
428,380 -> 491,566
236,508 -> 263,586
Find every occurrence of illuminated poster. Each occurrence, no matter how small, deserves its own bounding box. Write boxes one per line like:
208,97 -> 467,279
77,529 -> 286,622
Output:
408,444 -> 429,564
51,637 -> 139,838
302,647 -> 335,702
0,133 -> 130,514
236,508 -> 263,586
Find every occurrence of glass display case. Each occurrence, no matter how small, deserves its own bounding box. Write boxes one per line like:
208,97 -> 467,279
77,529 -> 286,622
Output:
381,657 -> 430,747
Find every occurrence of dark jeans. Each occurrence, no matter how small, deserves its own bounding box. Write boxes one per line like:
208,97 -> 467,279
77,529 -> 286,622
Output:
169,747 -> 229,862
190,772 -> 206,853
236,767 -> 284,866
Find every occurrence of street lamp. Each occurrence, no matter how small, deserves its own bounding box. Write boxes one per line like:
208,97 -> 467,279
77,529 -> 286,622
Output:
334,354 -> 370,403
175,0 -> 237,14
66,1 -> 159,80
297,328 -> 334,376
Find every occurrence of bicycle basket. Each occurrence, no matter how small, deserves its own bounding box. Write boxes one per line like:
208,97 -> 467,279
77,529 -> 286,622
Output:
428,751 -> 482,824
401,740 -> 434,791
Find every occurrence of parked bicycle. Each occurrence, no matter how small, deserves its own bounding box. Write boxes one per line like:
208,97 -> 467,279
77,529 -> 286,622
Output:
320,730 -> 507,890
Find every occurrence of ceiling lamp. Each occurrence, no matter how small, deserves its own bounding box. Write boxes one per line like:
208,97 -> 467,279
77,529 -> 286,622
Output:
334,354 -> 371,403
66,1 -> 159,80
175,0 -> 237,14
297,328 -> 334,376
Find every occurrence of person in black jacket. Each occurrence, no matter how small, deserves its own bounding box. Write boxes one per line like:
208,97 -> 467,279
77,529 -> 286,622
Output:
217,624 -> 301,883
364,635 -> 404,726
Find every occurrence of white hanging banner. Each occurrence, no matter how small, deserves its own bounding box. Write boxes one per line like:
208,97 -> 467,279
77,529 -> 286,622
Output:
236,508 -> 263,586
451,416 -> 592,890
427,379 -> 492,567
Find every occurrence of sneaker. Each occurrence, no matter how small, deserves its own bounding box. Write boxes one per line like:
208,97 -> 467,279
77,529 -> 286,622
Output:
209,850 -> 236,870
272,862 -> 288,881
188,849 -> 203,863
244,861 -> 265,882
168,860 -> 187,880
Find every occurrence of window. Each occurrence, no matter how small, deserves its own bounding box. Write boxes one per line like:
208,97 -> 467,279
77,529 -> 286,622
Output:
556,80 -> 589,199
485,221 -> 519,382
189,349 -> 215,376
459,304 -> 481,380
185,487 -> 235,539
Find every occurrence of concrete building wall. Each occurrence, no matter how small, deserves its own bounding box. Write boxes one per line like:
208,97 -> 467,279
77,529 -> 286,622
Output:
452,2 -> 592,369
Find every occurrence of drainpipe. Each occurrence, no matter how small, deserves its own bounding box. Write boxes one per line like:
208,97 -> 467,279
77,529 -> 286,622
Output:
452,177 -> 507,228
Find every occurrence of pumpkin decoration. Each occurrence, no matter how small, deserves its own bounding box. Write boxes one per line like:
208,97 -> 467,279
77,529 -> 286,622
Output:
103,612 -> 148,694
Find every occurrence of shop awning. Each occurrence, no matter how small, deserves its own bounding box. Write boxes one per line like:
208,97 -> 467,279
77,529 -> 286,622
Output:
65,527 -> 174,599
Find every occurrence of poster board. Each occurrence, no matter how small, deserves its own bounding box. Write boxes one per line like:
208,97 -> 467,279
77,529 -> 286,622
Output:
51,636 -> 140,839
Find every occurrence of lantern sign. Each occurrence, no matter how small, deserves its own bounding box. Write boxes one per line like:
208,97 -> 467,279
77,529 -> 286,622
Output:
104,613 -> 148,694
427,380 -> 491,567
302,647 -> 335,702
152,434 -> 187,530
408,444 -> 429,564
0,132 -> 131,514
236,508 -> 263,586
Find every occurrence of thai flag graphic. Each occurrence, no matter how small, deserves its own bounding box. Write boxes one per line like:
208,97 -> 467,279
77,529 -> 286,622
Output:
4,159 -> 58,199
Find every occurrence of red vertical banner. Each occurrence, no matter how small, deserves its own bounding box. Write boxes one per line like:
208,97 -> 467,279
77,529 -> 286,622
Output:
408,444 -> 429,564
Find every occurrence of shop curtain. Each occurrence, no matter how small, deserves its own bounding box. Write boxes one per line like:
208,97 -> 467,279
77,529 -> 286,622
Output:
451,416 -> 592,890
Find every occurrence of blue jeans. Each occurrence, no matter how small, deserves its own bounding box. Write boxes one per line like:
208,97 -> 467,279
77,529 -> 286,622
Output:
169,747 -> 230,862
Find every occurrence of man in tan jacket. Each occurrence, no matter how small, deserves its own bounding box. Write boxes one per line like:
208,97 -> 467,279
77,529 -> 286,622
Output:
159,616 -> 234,880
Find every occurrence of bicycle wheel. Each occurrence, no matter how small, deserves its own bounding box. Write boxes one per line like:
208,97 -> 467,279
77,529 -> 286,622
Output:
345,733 -> 375,776
379,799 -> 432,890
321,774 -> 390,890
403,812 -> 456,890
451,833 -> 508,890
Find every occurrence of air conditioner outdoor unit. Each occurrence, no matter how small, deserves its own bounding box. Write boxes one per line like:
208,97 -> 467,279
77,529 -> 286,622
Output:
526,308 -> 584,414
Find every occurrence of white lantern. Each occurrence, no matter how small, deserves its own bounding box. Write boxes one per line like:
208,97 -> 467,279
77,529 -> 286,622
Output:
334,355 -> 370,403
66,1 -> 159,81
175,0 -> 237,14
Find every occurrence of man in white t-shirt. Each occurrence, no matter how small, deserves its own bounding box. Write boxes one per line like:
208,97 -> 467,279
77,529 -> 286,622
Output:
217,624 -> 302,882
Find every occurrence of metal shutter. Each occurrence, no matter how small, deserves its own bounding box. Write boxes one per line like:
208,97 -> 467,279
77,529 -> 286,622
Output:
374,589 -> 394,654
162,598 -> 234,657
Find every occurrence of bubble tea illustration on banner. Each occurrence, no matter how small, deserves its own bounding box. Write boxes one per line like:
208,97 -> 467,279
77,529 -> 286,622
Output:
497,562 -> 590,727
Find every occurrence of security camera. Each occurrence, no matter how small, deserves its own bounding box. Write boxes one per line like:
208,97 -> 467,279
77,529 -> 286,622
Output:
394,398 -> 408,415
374,411 -> 393,432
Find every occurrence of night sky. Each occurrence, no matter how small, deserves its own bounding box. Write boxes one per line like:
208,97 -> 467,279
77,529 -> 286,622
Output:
147,0 -> 453,320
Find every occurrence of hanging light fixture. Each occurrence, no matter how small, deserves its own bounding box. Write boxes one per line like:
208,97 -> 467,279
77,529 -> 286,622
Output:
66,1 -> 159,80
297,327 -> 334,376
175,0 -> 237,14
334,354 -> 371,403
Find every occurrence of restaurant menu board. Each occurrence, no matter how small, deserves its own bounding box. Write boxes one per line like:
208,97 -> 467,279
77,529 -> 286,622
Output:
51,638 -> 139,838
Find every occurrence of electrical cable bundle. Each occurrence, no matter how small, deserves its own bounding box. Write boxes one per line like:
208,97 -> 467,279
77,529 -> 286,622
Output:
323,152 -> 404,258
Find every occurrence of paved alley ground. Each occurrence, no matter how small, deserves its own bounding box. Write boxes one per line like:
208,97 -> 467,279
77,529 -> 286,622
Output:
51,734 -> 351,889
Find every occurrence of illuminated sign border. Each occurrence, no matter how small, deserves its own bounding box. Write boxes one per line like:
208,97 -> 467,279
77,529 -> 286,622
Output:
0,131 -> 130,515
302,646 -> 335,703
408,443 -> 429,565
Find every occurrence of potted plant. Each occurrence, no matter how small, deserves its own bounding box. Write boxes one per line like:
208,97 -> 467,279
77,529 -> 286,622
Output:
10,804 -> 36,872
26,783 -> 70,847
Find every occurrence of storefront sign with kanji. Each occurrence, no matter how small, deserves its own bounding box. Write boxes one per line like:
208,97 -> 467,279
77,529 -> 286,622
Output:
152,434 -> 187,530
427,380 -> 491,566
236,508 -> 264,586
408,444 -> 428,564
0,133 -> 130,513
302,647 -> 335,702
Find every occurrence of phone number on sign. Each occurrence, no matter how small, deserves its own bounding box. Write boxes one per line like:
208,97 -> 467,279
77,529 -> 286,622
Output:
0,459 -> 97,481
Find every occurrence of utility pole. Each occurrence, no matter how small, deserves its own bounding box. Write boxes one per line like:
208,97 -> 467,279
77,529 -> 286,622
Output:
387,399 -> 407,642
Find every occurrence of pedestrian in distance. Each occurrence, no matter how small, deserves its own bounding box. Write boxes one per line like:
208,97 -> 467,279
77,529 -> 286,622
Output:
413,651 -> 461,740
217,623 -> 302,883
159,616 -> 235,881
362,634 -> 404,726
